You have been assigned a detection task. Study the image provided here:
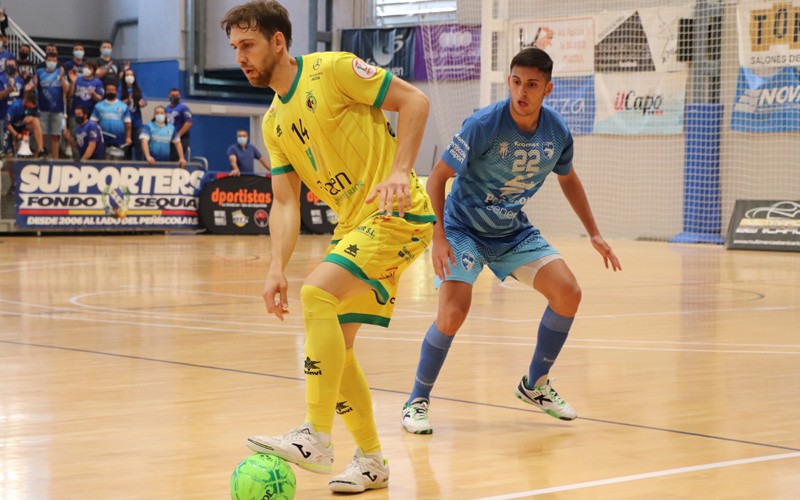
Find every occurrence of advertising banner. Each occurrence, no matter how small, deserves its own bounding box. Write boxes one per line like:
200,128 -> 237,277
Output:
510,17 -> 595,76
546,76 -> 596,136
300,184 -> 337,234
731,66 -> 800,132
198,175 -> 272,235
341,27 -> 417,80
726,200 -> 800,251
15,161 -> 204,229
593,71 -> 687,134
415,25 -> 481,81
737,1 -> 800,69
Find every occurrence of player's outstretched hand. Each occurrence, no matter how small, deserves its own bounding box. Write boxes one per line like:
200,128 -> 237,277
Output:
591,235 -> 622,271
262,272 -> 290,320
431,234 -> 456,281
366,170 -> 411,217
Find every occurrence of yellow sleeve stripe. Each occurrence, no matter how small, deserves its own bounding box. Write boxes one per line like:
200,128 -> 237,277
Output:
372,71 -> 393,108
271,165 -> 295,175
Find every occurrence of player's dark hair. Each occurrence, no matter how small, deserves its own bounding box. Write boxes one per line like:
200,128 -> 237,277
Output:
220,0 -> 292,49
510,48 -> 553,81
23,90 -> 37,105
74,105 -> 87,117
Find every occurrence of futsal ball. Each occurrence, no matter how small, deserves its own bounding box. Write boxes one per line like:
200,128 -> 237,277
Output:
230,454 -> 296,500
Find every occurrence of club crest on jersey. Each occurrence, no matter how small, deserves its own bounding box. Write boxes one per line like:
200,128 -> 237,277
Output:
543,142 -> 555,159
498,141 -> 509,158
306,90 -> 317,113
352,57 -> 378,79
461,251 -> 476,271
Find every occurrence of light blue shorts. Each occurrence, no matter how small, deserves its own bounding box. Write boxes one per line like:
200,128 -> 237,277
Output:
436,224 -> 559,287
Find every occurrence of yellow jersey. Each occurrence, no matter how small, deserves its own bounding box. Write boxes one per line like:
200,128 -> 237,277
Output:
262,52 -> 435,232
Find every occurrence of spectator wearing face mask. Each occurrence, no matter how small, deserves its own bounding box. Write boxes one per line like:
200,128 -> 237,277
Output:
17,44 -> 36,82
94,41 -> 119,87
227,129 -> 270,176
70,106 -> 104,160
140,105 -> 186,167
64,43 -> 87,76
120,68 -> 146,160
34,53 -> 69,159
36,44 -> 62,70
164,88 -> 192,161
68,60 -> 103,120
1,58 -> 23,106
0,35 -> 12,76
6,91 -> 43,159
91,82 -> 131,158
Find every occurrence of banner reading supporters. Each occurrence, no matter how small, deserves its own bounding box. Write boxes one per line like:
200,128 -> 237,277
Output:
15,161 -> 203,229
546,76 -> 596,136
737,1 -> 800,69
340,27 -> 416,80
731,66 -> 800,132
415,25 -> 481,81
593,71 -> 687,135
510,17 -> 595,76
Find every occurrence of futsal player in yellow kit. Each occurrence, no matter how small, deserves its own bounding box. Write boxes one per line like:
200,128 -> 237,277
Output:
222,1 -> 435,493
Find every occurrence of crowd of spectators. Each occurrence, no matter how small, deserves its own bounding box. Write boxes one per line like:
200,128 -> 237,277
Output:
0,8 -> 193,166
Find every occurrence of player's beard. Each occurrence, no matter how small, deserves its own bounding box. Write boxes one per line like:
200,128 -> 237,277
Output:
245,52 -> 277,88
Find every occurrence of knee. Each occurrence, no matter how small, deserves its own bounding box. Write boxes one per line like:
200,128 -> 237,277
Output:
561,283 -> 582,313
436,307 -> 468,335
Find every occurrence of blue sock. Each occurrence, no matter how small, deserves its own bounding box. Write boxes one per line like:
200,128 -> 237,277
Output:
408,322 -> 454,403
528,306 -> 573,387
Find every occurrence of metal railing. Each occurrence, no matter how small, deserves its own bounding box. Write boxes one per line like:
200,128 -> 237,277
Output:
6,16 -> 45,65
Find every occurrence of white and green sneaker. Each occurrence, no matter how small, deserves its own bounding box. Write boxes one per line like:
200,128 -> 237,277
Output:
401,397 -> 433,434
515,375 -> 577,421
246,422 -> 334,474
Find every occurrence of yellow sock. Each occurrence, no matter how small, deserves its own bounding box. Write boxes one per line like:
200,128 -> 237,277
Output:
301,285 -> 345,435
336,348 -> 381,453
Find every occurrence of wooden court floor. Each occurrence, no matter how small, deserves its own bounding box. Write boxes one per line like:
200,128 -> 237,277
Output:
0,234 -> 798,499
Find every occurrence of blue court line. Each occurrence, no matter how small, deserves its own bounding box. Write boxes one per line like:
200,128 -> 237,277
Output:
1,338 -> 798,454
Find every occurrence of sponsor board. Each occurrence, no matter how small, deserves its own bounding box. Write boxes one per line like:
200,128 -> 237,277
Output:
546,76 -> 595,135
726,200 -> 800,252
594,71 -> 687,134
198,175 -> 273,235
510,17 -> 595,77
737,1 -> 800,69
14,161 -> 203,229
731,66 -> 800,132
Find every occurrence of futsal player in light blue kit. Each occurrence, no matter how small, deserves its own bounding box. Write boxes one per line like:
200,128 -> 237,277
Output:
401,48 -> 621,434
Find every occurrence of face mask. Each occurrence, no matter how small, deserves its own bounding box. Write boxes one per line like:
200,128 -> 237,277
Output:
169,96 -> 180,105
82,68 -> 93,78
125,75 -> 135,85
105,92 -> 117,101
237,137 -> 248,146
20,52 -> 30,61
76,115 -> 87,124
46,61 -> 57,70
74,50 -> 84,59
6,66 -> 15,76
101,48 -> 112,57
155,114 -> 166,124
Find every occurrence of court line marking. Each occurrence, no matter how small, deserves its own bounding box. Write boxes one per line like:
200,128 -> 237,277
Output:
1,337 -> 798,456
2,307 -> 800,356
474,452 -> 800,499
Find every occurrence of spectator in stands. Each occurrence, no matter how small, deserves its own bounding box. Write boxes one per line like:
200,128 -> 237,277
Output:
34,52 -> 69,159
71,106 -> 104,161
120,68 -> 146,160
17,44 -> 36,82
69,60 -> 103,120
95,40 -> 120,86
165,88 -> 192,161
227,129 -> 270,176
64,43 -> 87,75
2,58 -> 23,105
0,8 -> 7,38
140,105 -> 186,167
6,91 -> 43,159
91,82 -> 131,158
36,44 -> 60,70
0,35 -> 12,76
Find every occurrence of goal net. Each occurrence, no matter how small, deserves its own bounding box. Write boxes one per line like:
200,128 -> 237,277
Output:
419,0 -> 800,242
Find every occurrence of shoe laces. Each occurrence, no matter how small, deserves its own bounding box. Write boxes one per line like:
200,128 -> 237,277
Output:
409,400 -> 429,420
543,379 -> 566,406
342,455 -> 374,477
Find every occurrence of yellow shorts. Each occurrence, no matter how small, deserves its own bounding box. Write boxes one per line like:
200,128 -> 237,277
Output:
323,213 -> 434,327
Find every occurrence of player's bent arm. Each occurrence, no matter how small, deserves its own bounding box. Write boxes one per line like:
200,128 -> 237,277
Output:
557,167 -> 600,238
379,78 -> 429,175
82,141 -> 96,161
427,159 -> 456,239
268,171 -> 303,273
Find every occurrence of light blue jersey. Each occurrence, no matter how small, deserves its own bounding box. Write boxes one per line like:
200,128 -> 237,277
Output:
91,99 -> 131,146
442,99 -> 573,238
140,122 -> 178,161
35,68 -> 66,112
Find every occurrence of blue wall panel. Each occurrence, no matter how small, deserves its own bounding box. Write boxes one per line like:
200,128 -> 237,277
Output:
189,115 -> 249,172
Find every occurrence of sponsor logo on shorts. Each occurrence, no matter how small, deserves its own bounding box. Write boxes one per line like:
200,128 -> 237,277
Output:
356,225 -> 376,239
344,244 -> 359,257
